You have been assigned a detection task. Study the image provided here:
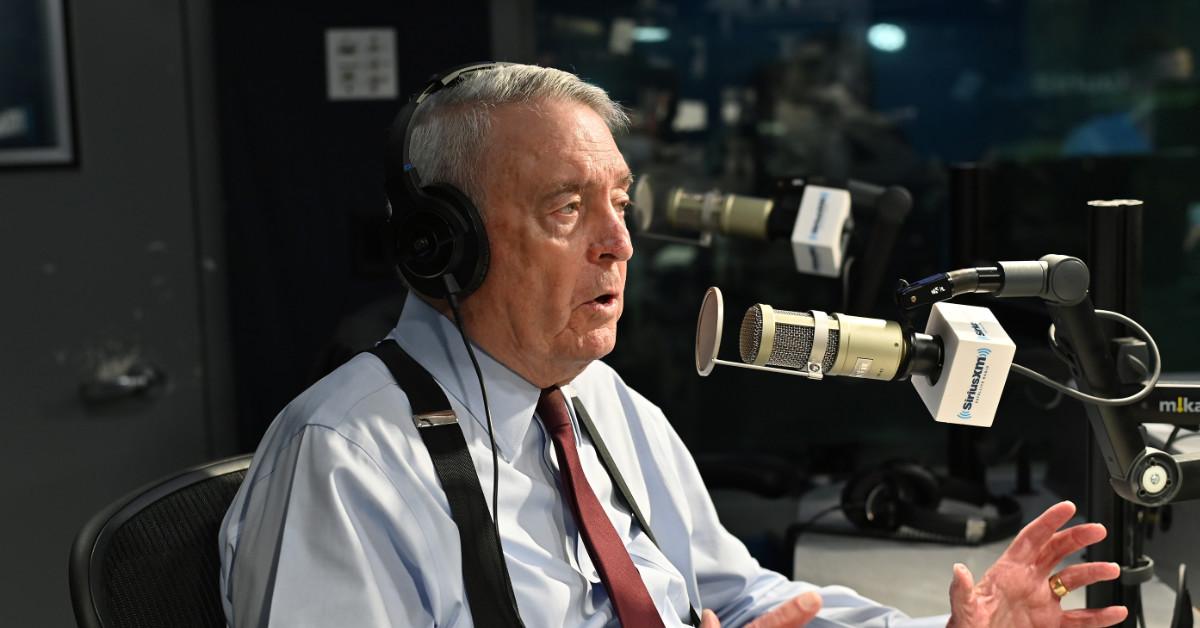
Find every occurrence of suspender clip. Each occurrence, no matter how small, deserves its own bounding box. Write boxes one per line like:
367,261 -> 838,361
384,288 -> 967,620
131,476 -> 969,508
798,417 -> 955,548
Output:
413,410 -> 458,428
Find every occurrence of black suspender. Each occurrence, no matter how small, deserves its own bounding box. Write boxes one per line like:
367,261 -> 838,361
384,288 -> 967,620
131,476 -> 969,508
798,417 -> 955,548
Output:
368,341 -> 525,628
368,339 -> 700,627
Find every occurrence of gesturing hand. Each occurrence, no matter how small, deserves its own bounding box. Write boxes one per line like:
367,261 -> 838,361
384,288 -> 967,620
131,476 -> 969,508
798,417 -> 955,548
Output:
948,501 -> 1128,628
700,591 -> 822,628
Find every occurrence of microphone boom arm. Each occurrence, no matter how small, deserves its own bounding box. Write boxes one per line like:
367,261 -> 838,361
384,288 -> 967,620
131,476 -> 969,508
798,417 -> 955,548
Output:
1048,295 -> 1200,505
897,255 -> 1090,310
902,254 -> 1198,506
844,181 -> 913,313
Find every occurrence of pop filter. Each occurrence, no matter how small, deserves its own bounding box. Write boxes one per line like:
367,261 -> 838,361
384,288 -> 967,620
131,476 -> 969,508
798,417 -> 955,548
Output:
695,287 -> 724,376
629,176 -> 654,234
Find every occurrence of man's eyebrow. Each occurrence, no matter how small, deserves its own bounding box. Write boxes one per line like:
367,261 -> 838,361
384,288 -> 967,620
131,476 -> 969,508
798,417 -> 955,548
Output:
538,172 -> 634,202
539,181 -> 584,202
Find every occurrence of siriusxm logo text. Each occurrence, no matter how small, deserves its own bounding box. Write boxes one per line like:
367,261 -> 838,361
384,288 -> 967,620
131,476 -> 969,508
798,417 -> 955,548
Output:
970,322 -> 988,338
808,192 -> 828,240
1160,397 -> 1200,413
957,347 -> 992,419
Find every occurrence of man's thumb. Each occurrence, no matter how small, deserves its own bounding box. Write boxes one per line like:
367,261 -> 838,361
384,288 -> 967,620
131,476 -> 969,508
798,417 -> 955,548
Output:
700,609 -> 721,628
950,562 -> 976,605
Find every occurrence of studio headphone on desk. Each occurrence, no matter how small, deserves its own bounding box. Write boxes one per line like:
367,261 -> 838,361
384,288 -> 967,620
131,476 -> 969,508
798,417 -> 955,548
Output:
840,460 -> 1023,545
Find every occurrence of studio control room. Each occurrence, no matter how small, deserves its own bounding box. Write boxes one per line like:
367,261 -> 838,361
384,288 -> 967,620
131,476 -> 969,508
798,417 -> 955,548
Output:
4,1 -> 1200,627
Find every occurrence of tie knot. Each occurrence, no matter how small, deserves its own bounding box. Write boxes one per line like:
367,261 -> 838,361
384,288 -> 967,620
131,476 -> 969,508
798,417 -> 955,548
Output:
537,387 -> 572,433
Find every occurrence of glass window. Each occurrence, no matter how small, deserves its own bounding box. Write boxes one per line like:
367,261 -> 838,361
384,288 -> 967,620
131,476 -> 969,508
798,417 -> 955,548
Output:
528,0 -> 1200,468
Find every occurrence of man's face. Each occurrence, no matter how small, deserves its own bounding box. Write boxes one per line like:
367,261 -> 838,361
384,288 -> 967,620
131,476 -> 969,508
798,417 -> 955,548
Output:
458,98 -> 633,388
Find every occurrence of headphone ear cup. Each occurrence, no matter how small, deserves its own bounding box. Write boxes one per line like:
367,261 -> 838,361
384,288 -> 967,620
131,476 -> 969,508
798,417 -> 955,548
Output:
425,183 -> 489,296
393,184 -> 489,299
842,468 -> 902,532
883,460 -> 942,509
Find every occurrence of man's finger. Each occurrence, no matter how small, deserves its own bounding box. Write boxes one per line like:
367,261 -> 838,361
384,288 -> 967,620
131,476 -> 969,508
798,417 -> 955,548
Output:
948,563 -> 976,610
1061,605 -> 1128,627
746,591 -> 822,628
1003,501 -> 1076,562
700,609 -> 721,628
1038,523 -> 1108,571
1055,562 -> 1121,594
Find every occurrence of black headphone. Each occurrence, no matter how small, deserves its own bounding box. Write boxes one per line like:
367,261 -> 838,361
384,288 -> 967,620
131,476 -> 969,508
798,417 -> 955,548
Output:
841,460 -> 1023,545
385,62 -> 508,300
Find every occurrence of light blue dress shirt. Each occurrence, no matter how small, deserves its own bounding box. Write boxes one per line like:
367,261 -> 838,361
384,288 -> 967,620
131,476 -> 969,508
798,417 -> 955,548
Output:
219,293 -> 947,627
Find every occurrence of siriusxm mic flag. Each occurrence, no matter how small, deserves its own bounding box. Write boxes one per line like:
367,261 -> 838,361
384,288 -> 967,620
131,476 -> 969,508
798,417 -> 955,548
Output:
790,185 -> 851,277
912,302 -> 1016,428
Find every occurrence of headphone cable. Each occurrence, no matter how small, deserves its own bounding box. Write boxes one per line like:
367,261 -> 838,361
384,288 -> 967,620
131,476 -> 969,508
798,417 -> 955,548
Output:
442,276 -> 504,548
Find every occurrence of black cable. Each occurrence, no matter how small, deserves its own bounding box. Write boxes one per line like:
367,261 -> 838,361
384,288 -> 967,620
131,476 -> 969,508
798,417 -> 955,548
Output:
443,277 -> 503,547
1017,310 -> 1162,406
785,502 -> 863,549
1165,426 -> 1182,450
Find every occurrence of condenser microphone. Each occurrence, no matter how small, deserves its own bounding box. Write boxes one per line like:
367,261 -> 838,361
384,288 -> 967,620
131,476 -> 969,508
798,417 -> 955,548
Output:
694,287 -> 940,381
665,182 -> 852,277
666,188 -> 779,239
738,303 -> 943,382
696,287 -> 1017,427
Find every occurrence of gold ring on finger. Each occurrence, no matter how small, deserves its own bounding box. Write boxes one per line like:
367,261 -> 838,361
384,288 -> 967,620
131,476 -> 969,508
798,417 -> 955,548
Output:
1048,573 -> 1069,600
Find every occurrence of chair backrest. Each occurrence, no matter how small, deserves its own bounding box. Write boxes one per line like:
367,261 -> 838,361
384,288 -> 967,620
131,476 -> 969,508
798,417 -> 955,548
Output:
70,455 -> 253,628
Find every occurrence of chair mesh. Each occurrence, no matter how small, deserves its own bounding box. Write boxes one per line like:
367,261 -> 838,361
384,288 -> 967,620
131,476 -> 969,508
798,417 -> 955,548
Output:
98,470 -> 246,628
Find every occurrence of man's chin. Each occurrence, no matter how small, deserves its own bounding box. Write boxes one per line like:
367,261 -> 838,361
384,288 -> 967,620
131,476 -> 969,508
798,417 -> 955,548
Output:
567,329 -> 618,363
534,331 -> 617,387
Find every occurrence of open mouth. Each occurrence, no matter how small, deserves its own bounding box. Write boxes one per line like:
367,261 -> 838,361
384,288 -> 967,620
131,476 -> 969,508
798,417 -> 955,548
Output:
593,294 -> 617,306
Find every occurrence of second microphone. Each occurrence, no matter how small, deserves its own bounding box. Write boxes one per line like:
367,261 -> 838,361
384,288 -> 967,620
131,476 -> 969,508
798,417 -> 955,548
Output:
738,304 -> 943,382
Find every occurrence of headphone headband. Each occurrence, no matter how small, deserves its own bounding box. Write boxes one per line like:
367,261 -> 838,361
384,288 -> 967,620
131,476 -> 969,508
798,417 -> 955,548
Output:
391,62 -> 511,201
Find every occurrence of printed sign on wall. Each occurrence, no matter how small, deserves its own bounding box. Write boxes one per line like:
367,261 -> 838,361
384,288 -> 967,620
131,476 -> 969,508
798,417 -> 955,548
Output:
325,28 -> 397,101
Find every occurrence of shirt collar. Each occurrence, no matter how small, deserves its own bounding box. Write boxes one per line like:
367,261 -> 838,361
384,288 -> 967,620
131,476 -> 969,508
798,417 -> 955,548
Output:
388,292 -> 542,461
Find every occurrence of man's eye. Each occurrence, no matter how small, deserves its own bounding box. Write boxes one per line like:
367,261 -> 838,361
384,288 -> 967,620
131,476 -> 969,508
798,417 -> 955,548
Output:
559,202 -> 580,215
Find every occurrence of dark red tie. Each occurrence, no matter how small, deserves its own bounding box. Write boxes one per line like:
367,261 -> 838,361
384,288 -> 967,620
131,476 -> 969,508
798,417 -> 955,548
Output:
537,388 -> 666,627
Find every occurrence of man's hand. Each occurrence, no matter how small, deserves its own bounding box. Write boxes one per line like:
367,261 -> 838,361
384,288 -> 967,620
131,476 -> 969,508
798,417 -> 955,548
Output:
700,591 -> 822,628
948,501 -> 1128,628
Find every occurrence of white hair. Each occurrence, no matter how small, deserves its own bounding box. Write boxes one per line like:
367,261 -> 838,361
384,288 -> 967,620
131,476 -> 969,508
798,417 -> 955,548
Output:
407,64 -> 629,212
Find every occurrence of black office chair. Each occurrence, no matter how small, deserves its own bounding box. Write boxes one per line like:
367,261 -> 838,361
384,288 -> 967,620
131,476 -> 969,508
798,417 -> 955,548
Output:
70,454 -> 253,628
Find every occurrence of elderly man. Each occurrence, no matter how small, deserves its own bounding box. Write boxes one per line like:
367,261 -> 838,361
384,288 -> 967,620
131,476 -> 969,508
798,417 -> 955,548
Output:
219,63 -> 1128,627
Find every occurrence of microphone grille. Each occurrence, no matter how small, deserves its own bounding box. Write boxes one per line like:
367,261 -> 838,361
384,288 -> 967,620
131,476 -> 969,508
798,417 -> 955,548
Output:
739,305 -> 766,362
739,305 -> 841,371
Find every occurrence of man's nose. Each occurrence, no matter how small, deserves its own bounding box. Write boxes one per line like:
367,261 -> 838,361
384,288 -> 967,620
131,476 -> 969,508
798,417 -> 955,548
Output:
589,202 -> 634,263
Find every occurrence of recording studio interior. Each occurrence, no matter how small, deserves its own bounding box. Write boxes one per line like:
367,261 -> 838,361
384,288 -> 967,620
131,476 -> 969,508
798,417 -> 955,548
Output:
5,1 -> 1200,627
